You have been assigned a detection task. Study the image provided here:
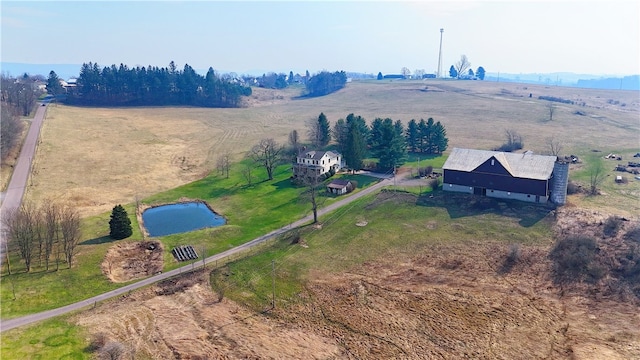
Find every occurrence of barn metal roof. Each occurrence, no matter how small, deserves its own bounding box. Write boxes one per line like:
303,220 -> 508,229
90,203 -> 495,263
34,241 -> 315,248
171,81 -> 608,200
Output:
443,148 -> 557,180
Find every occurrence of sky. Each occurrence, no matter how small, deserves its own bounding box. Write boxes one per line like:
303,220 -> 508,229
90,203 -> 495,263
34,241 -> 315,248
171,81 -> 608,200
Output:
1,1 -> 639,77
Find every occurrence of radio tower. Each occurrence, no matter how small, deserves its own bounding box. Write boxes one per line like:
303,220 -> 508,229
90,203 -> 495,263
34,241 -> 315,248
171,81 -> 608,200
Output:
437,28 -> 444,78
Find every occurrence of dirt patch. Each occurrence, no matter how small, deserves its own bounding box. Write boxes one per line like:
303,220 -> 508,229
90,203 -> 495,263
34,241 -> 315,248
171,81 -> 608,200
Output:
101,241 -> 163,283
80,235 -> 640,358
76,271 -> 342,359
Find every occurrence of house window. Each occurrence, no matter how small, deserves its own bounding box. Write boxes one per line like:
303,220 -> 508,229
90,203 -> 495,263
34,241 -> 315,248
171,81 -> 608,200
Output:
507,192 -> 511,195
491,159 -> 495,166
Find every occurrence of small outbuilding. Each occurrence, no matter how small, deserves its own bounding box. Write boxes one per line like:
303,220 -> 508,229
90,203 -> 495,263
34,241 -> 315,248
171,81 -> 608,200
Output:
327,179 -> 353,195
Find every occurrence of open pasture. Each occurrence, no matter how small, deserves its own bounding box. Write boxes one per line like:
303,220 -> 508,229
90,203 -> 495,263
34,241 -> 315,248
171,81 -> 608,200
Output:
26,80 -> 639,216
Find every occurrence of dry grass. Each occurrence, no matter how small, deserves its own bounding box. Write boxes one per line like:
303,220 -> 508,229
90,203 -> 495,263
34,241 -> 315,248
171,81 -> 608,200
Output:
74,238 -> 640,359
24,81 -> 639,217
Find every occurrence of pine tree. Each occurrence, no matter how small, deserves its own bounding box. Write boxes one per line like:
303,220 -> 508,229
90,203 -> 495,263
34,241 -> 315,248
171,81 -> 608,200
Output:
109,204 -> 132,240
405,119 -> 419,153
318,112 -> 331,147
432,121 -> 449,154
46,71 -> 64,96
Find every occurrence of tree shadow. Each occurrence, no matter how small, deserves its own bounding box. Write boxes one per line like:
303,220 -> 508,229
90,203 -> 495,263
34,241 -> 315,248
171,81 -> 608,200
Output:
416,191 -> 554,228
80,235 -> 114,245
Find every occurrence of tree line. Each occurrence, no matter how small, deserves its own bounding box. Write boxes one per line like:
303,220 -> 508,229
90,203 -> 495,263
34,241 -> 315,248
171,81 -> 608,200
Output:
448,54 -> 486,80
3,201 -> 81,273
60,61 -> 252,107
297,112 -> 448,173
305,71 -> 347,97
1,73 -> 43,161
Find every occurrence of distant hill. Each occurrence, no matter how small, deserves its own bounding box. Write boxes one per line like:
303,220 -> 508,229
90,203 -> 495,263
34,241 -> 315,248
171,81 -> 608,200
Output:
576,75 -> 640,90
485,72 -> 640,90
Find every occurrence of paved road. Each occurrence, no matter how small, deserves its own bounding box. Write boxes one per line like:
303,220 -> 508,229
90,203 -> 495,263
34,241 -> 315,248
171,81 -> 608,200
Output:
0,176 -> 392,332
0,104 -> 48,264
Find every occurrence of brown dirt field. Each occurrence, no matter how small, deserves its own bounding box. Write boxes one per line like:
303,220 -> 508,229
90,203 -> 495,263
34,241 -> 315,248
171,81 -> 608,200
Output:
23,81 -> 639,217
77,221 -> 640,359
101,241 -> 163,283
76,271 -> 342,359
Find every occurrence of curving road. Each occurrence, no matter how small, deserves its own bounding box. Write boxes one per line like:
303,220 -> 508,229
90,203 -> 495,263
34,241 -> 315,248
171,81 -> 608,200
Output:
1,103 -> 48,265
0,176 -> 393,332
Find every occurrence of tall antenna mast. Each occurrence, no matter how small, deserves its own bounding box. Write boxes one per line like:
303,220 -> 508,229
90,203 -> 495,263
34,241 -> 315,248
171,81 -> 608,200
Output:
437,28 -> 444,78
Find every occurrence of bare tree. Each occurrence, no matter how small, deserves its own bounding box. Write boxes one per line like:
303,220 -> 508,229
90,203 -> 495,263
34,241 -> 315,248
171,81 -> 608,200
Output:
60,205 -> 81,268
4,204 -> 38,272
301,175 -> 323,224
306,117 -> 321,148
249,138 -> 284,181
547,101 -> 556,121
0,101 -> 24,161
241,162 -> 254,186
414,69 -> 426,79
401,67 -> 411,78
503,129 -> 524,151
288,129 -> 301,154
588,162 -> 606,195
454,55 -> 471,79
545,137 -> 563,157
100,341 -> 126,360
216,151 -> 231,178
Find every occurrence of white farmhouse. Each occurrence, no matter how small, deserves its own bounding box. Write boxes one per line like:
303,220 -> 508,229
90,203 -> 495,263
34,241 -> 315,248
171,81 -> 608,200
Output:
292,150 -> 342,181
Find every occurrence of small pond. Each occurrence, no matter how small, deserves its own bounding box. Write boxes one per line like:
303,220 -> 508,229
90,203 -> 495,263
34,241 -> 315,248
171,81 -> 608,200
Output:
142,202 -> 226,237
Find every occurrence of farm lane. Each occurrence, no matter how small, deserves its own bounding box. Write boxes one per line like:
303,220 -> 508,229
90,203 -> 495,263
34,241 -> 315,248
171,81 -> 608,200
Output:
0,103 -> 48,266
0,176 -> 393,332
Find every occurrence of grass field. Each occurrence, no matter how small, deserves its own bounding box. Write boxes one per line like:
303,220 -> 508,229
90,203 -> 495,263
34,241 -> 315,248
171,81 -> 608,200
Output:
24,80 -> 639,217
0,160 -> 382,318
212,190 -> 555,311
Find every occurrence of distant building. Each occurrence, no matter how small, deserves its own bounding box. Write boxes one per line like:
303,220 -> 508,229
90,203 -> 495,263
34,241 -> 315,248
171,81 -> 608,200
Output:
383,74 -> 405,79
292,150 -> 342,181
443,148 -> 568,204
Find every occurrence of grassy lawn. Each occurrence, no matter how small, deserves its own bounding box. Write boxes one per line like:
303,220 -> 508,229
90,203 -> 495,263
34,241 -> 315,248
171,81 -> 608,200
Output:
0,161 -> 382,319
567,147 -> 640,215
1,317 -> 90,360
211,189 -> 555,311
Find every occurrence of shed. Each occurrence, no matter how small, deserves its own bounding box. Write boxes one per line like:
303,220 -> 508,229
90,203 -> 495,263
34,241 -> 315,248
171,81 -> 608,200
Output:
327,179 -> 352,195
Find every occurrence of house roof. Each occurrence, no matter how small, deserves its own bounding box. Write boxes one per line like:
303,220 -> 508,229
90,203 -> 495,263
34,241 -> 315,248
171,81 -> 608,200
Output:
443,148 -> 557,180
327,179 -> 351,189
303,150 -> 340,160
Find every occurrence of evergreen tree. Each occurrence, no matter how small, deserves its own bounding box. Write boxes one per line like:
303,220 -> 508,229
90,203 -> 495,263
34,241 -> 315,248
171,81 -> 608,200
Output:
109,204 -> 132,240
424,117 -> 436,153
432,121 -> 449,154
370,118 -> 407,171
46,71 -> 64,96
318,112 -> 331,147
417,118 -> 429,153
333,118 -> 348,154
377,72 -> 383,80
449,65 -> 458,78
476,66 -> 486,80
405,119 -> 419,152
289,71 -> 294,84
345,121 -> 365,171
